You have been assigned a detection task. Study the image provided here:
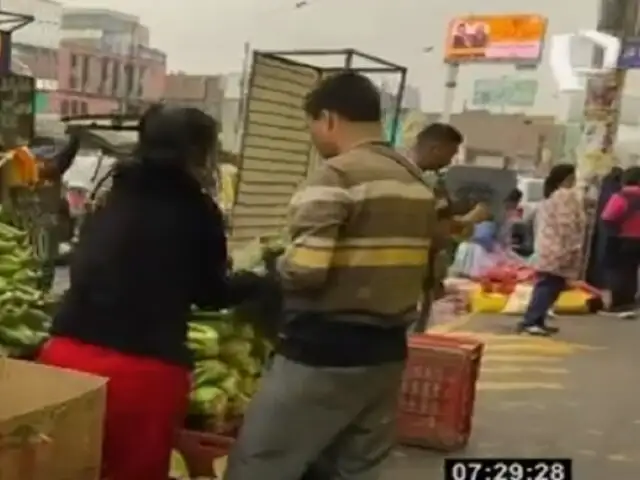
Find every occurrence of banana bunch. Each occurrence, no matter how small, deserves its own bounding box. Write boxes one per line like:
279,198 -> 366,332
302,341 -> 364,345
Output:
0,217 -> 53,357
186,309 -> 272,431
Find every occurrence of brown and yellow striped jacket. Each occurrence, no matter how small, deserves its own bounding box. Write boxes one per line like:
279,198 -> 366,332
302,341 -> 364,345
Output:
278,143 -> 437,326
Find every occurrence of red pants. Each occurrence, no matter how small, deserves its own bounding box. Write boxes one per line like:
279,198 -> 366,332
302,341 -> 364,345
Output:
39,337 -> 190,480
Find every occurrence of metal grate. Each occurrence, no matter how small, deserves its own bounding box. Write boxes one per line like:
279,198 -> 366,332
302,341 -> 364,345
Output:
230,53 -> 320,243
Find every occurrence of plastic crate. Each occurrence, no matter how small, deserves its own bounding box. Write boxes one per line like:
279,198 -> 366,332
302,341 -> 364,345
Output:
175,429 -> 236,478
397,333 -> 484,451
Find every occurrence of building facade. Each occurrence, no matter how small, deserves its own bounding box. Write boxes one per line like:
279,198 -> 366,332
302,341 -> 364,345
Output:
61,8 -> 149,49
55,39 -> 166,116
163,73 -> 226,121
54,8 -> 165,116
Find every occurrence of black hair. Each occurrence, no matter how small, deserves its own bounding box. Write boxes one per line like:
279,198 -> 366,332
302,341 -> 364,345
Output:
303,71 -> 381,122
136,105 -> 217,169
505,188 -> 523,204
416,123 -> 463,146
622,166 -> 640,186
608,166 -> 623,183
543,164 -> 575,198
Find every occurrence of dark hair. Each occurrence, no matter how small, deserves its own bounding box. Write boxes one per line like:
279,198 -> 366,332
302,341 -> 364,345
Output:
543,164 -> 575,198
303,71 -> 381,122
622,166 -> 640,186
136,105 -> 217,169
505,188 -> 523,204
608,166 -> 623,183
416,123 -> 463,146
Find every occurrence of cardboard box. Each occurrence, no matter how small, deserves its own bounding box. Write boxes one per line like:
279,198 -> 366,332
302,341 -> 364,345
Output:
0,358 -> 107,480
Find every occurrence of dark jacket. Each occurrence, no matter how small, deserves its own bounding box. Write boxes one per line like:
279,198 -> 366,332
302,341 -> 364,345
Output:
51,162 -> 233,367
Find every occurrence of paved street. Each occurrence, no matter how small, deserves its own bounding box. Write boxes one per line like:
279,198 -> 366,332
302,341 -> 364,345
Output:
54,270 -> 640,479
384,312 -> 640,479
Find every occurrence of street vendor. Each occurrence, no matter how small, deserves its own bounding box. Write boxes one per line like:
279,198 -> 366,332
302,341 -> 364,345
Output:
39,105 -> 265,480
225,72 -> 438,480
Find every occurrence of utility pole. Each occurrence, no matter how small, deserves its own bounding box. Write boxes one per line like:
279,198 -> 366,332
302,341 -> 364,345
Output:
575,0 -> 640,183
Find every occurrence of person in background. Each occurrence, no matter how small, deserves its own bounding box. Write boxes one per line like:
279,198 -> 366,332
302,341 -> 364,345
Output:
518,164 -> 585,336
587,166 -> 623,289
411,123 -> 488,317
225,72 -> 437,480
412,123 -> 491,233
498,188 -> 524,249
39,105 -> 263,480
600,165 -> 640,318
450,190 -> 524,278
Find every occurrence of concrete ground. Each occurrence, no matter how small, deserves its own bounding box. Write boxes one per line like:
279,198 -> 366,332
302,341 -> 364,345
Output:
383,311 -> 640,479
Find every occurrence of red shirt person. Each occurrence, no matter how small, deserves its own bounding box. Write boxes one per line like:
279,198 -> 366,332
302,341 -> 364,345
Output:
601,166 -> 640,315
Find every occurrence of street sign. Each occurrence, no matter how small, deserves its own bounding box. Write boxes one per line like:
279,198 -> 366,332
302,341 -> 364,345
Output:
618,37 -> 640,69
471,78 -> 538,107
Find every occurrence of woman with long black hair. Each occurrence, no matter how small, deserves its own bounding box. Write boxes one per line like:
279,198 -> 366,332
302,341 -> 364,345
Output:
518,164 -> 586,336
39,105 -> 263,480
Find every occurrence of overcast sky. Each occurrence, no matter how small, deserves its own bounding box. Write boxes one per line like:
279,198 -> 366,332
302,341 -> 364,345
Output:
60,0 -> 448,90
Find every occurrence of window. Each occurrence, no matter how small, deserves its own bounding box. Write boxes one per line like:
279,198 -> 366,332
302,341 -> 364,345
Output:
70,54 -> 79,68
100,58 -> 109,94
60,99 -> 69,116
137,66 -> 146,97
112,61 -> 120,96
69,73 -> 77,90
70,100 -> 78,116
81,55 -> 90,91
80,102 -> 88,115
124,63 -> 134,96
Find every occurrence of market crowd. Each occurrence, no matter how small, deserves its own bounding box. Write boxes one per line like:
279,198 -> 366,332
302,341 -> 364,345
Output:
33,70 -> 640,480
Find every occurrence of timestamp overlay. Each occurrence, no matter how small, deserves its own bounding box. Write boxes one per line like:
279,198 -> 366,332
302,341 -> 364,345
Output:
444,458 -> 572,480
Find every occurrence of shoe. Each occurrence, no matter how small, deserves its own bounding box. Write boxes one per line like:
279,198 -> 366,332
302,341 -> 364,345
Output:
543,325 -> 560,334
599,309 -> 638,319
517,324 -> 551,336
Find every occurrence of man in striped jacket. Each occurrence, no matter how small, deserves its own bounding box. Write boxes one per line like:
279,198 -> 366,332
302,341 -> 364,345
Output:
225,72 -> 450,480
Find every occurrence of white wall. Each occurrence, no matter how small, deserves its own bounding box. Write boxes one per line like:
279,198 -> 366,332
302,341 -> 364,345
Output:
4,0 -> 62,49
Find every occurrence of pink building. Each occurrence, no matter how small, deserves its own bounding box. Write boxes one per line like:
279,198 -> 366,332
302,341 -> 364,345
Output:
54,39 -> 166,116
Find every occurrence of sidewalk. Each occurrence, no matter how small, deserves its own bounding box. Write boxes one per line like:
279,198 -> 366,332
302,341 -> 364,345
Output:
384,312 -> 640,479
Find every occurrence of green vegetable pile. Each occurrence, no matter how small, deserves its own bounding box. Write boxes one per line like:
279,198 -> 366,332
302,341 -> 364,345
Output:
187,308 -> 272,429
0,217 -> 53,357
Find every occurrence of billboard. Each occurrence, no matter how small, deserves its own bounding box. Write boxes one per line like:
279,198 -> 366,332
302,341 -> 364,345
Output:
445,14 -> 547,63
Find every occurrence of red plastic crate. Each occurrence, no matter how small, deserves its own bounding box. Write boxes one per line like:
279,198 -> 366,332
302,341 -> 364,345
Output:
175,429 -> 236,478
397,333 -> 484,451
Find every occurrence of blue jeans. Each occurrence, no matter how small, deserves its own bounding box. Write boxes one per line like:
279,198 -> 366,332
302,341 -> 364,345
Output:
522,273 -> 567,327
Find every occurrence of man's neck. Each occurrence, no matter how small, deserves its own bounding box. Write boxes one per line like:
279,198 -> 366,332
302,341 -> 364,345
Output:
337,124 -> 383,153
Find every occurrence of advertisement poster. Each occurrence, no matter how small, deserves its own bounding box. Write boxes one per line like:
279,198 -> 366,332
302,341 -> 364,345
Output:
472,78 -> 538,107
444,14 -> 547,62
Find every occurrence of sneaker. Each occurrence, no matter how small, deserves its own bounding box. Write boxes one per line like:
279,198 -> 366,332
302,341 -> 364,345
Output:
599,309 -> 638,319
517,324 -> 551,336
